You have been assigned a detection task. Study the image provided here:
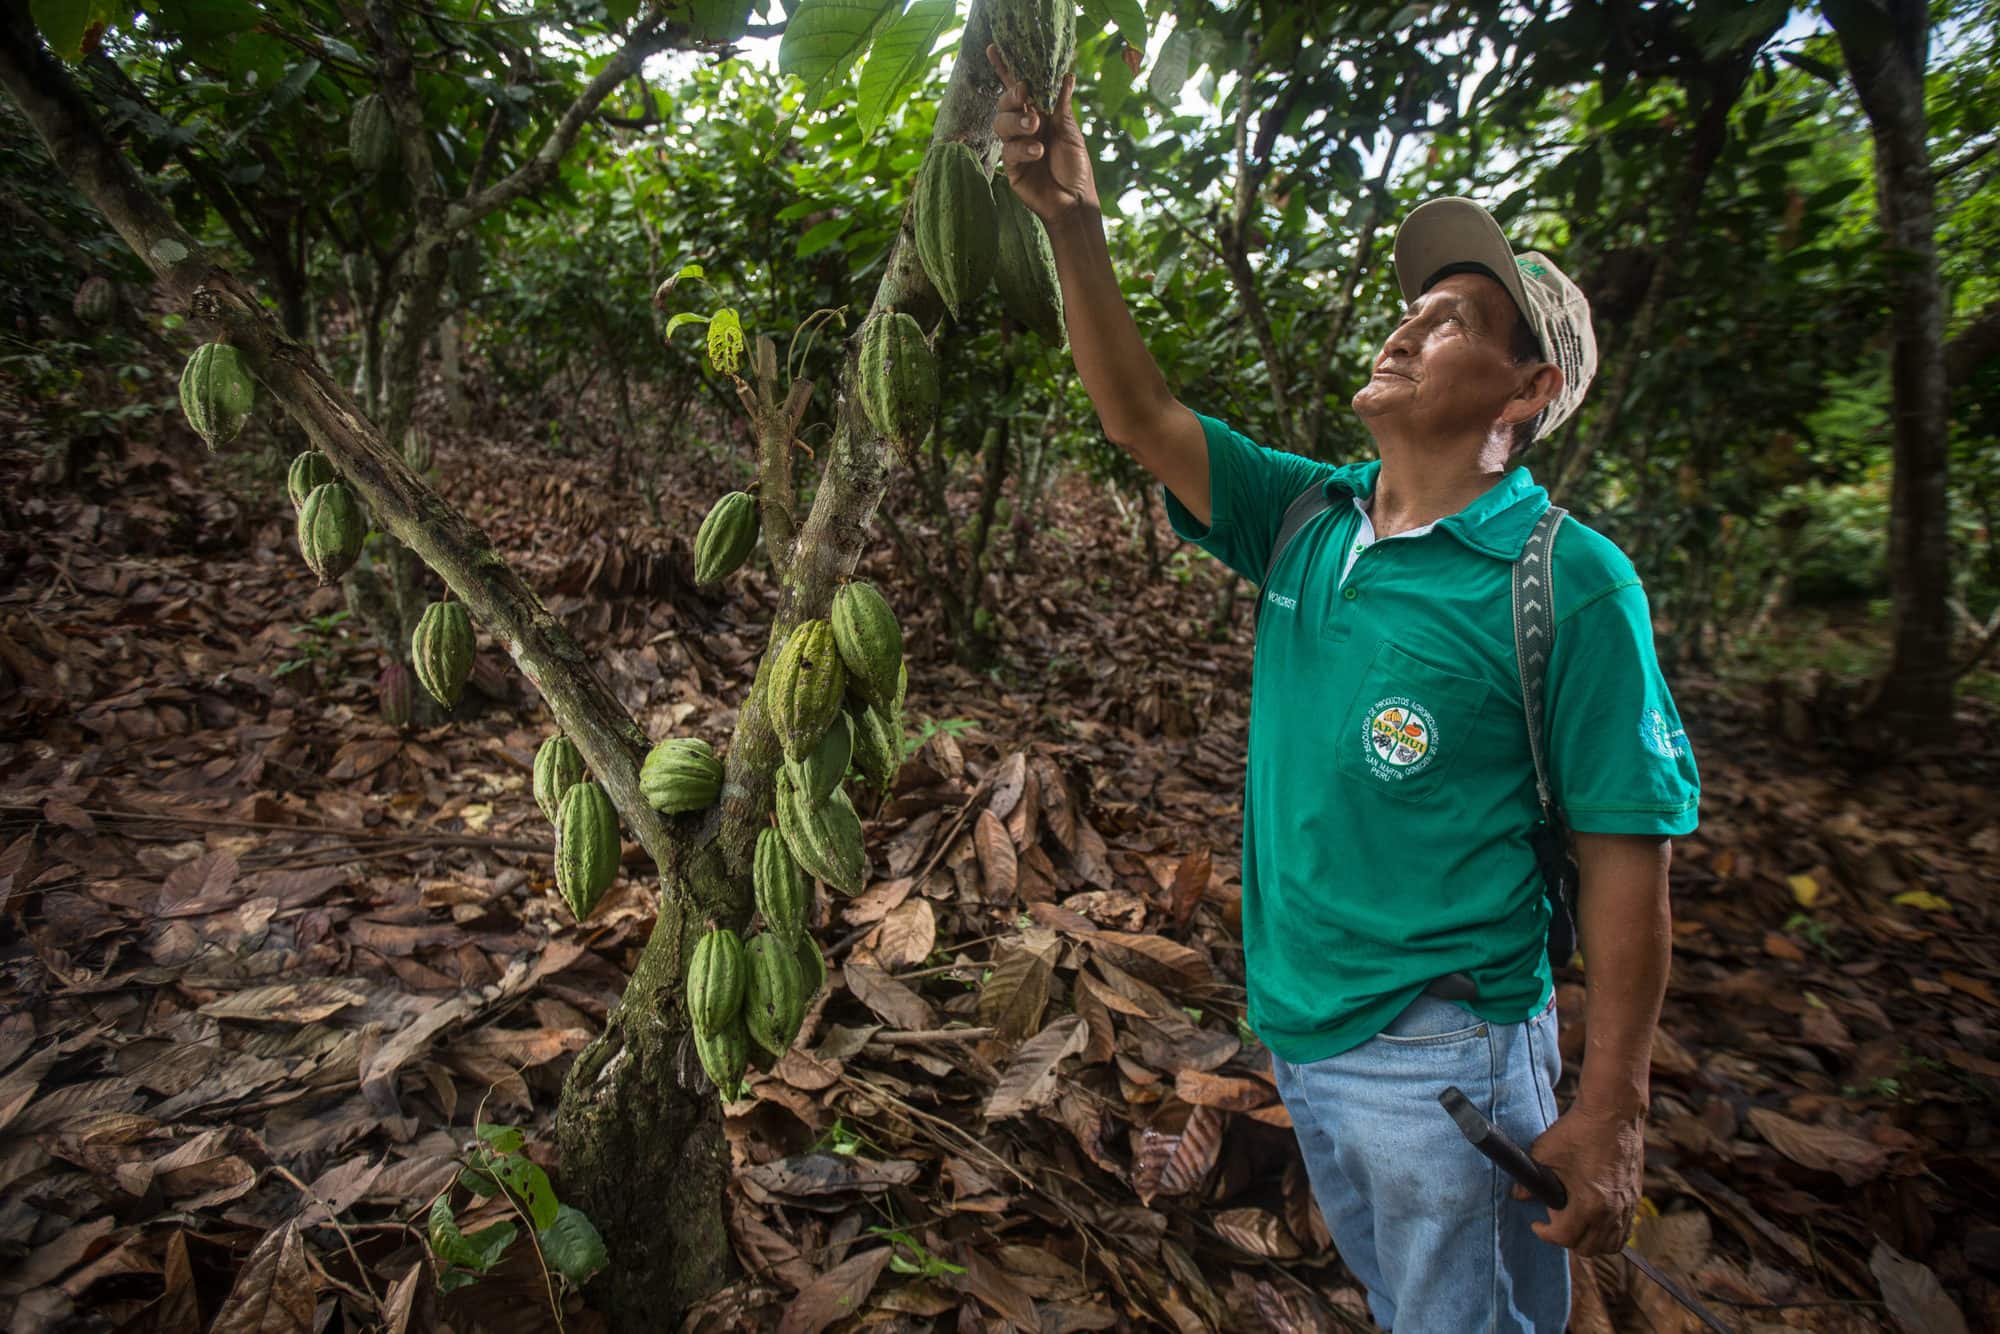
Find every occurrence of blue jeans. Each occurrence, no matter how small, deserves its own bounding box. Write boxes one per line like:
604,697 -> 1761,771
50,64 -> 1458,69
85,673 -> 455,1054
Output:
1270,991 -> 1570,1332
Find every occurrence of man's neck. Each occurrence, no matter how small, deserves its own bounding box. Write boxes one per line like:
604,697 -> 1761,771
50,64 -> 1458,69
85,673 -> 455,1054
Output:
1366,434 -> 1509,539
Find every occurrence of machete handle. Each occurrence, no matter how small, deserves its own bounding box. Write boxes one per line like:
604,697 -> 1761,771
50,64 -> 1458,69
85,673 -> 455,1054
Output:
1438,1086 -> 1569,1210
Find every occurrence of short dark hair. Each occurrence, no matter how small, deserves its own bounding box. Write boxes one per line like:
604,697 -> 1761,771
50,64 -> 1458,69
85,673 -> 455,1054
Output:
1507,313 -> 1544,460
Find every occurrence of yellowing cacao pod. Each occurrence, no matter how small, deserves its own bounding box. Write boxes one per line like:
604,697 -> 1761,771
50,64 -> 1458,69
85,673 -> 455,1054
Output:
858,312 -> 937,461
795,932 -> 827,997
179,343 -> 254,449
554,780 -> 620,921
297,482 -> 365,585
914,141 -> 997,320
533,734 -> 586,825
412,600 -> 475,709
990,0 -> 1077,115
378,662 -> 414,730
831,582 -> 902,711
72,276 -> 114,325
787,711 -> 851,806
848,700 -> 902,802
640,736 -> 723,814
775,766 -> 866,897
693,491 -> 759,586
687,927 -> 747,1037
695,1012 -> 750,1102
743,931 -> 806,1057
754,826 -> 810,946
770,620 -> 846,763
350,94 -> 395,174
993,175 -> 1065,345
287,451 -> 338,509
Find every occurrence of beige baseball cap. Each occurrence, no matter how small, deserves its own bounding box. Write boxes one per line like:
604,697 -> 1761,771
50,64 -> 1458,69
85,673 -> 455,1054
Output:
1392,197 -> 1598,440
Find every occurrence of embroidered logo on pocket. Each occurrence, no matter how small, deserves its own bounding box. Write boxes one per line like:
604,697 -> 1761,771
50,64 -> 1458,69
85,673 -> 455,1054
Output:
1364,695 -> 1438,781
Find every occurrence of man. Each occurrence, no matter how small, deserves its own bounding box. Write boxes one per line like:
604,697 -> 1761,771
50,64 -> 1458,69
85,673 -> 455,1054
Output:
988,50 -> 1701,1333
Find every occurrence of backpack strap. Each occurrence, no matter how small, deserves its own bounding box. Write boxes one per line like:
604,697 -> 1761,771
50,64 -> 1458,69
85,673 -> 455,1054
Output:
1512,505 -> 1568,815
1255,483 -> 1337,629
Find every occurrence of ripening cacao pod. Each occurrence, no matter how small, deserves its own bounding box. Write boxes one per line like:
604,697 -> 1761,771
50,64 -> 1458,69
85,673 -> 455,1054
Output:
831,582 -> 902,711
379,662 -> 414,730
350,94 -> 395,174
770,620 -> 846,763
297,482 -> 365,585
639,736 -> 723,814
795,932 -> 827,997
72,276 -> 114,325
913,141 -> 997,320
403,425 -> 432,473
287,451 -> 337,509
179,343 -> 255,449
893,659 -> 908,717
695,1013 -> 750,1102
412,600 -> 475,709
554,780 -> 620,921
755,826 -> 811,946
533,734 -> 586,825
787,711 -> 851,806
848,700 -> 902,801
687,927 -> 747,1038
693,491 -> 759,586
993,176 -> 1066,345
857,312 -> 938,461
743,931 -> 807,1057
990,0 -> 1077,115
775,766 -> 867,896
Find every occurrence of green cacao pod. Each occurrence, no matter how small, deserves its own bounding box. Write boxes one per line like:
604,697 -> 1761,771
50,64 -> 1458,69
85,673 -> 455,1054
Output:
287,451 -> 338,509
378,663 -> 414,730
554,780 -> 620,921
831,582 -> 903,711
893,658 -> 908,717
755,826 -> 811,946
743,931 -> 807,1057
412,600 -> 475,709
297,482 -> 365,586
990,0 -> 1077,115
695,1013 -> 750,1102
795,932 -> 827,997
693,491 -> 759,586
775,766 -> 866,897
857,312 -> 938,461
403,426 -> 432,473
787,711 -> 851,806
913,141 -> 998,320
640,736 -> 723,814
72,276 -> 114,326
350,94 -> 395,174
993,175 -> 1066,345
179,343 -> 254,450
533,734 -> 586,825
687,927 -> 747,1038
771,619 -> 846,763
848,700 -> 902,801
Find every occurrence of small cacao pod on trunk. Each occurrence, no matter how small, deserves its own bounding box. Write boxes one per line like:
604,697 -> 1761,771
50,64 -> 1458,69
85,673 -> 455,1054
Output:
694,1012 -> 750,1103
72,276 -> 114,325
775,766 -> 866,896
858,312 -> 938,461
771,619 -> 846,763
533,734 -> 586,824
287,451 -> 338,509
831,581 -> 903,711
848,699 -> 903,802
350,94 -> 395,174
787,711 -> 851,806
693,490 -> 760,585
639,736 -> 723,814
688,927 -> 747,1038
554,780 -> 620,921
179,343 -> 254,449
743,931 -> 806,1057
754,826 -> 811,946
914,141 -> 997,320
412,600 -> 475,709
990,0 -> 1077,115
993,175 -> 1066,345
378,663 -> 414,730
297,482 -> 365,585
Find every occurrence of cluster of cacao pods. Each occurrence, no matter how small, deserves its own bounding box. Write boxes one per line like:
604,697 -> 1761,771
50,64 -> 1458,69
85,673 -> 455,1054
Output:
535,733 -> 622,921
909,140 -> 1064,346
686,907 -> 827,1102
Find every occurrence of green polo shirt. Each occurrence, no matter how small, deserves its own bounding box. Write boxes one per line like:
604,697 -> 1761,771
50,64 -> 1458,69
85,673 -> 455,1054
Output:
1163,413 -> 1700,1062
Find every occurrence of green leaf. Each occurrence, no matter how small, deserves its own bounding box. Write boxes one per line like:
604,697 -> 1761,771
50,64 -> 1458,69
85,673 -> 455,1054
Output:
161,0 -> 265,41
1084,0 -> 1147,50
665,311 -> 712,341
778,0 -> 900,112
707,307 -> 746,373
30,0 -> 121,61
1147,28 -> 1194,105
684,0 -> 756,41
855,0 -> 952,138
463,1220 -> 518,1270
494,1156 -> 559,1233
796,214 -> 854,257
605,0 -> 641,24
476,1124 -> 525,1154
537,1205 -> 610,1285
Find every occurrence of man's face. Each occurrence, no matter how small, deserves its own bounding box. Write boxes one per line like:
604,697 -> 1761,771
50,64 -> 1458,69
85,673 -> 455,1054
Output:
1350,272 -> 1543,444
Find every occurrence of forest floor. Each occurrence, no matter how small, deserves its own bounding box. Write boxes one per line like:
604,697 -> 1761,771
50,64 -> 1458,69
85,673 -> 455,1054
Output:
1,394 -> 1997,1334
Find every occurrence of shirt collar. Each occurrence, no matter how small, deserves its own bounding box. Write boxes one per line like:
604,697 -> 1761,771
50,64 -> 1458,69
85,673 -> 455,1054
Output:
1322,461 -> 1550,561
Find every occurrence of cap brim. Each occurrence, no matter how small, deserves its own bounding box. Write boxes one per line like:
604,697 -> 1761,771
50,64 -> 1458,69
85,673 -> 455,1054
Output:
1393,197 -> 1531,321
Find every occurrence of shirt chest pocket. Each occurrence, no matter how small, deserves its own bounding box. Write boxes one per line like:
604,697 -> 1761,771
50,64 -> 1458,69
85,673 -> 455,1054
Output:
1335,642 -> 1492,802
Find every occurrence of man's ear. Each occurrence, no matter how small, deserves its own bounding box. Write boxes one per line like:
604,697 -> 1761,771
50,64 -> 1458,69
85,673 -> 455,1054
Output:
1501,363 -> 1563,427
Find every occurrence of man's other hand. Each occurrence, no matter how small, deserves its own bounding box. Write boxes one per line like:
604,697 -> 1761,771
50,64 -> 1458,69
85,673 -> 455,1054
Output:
1513,1105 -> 1644,1255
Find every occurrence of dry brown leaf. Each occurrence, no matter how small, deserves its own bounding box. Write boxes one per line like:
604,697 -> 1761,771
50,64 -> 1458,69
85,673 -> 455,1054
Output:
198,979 -> 369,1024
209,1220 -> 314,1334
1173,1068 -> 1272,1112
956,1245 -> 1040,1329
985,1016 -> 1088,1120
842,961 -> 936,1032
974,809 -> 1019,903
986,751 -> 1029,825
777,1246 -> 894,1334
1130,1100 -> 1224,1204
1167,847 -> 1211,933
1090,931 -> 1213,993
872,899 -> 936,971
1745,1107 -> 1890,1186
1211,1206 -> 1302,1259
1870,1241 -> 1970,1334
977,943 -> 1055,1044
